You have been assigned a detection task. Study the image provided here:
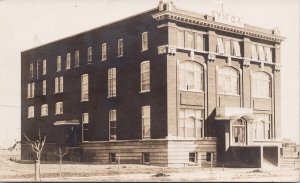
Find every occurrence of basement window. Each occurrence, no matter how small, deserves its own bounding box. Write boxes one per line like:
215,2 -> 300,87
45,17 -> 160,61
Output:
109,153 -> 116,163
206,152 -> 211,161
142,152 -> 150,164
189,152 -> 197,163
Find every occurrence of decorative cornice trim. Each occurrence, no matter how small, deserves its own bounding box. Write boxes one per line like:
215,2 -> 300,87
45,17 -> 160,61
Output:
152,11 -> 285,43
275,64 -> 281,72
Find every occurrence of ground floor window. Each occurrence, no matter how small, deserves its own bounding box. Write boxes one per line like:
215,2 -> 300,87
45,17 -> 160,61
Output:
253,114 -> 271,140
179,109 -> 204,138
189,152 -> 197,163
142,152 -> 150,164
232,119 -> 246,144
109,153 -> 116,163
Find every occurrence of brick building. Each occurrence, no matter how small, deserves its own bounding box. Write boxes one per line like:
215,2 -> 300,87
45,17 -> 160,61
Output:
21,1 -> 284,167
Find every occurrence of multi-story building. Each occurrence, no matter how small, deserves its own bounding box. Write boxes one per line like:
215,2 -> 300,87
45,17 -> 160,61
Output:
21,1 -> 284,167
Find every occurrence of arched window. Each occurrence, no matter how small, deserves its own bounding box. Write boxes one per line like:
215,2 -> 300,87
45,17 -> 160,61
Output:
232,119 -> 246,144
218,67 -> 239,95
179,61 -> 204,91
179,109 -> 204,138
252,72 -> 271,98
253,114 -> 271,140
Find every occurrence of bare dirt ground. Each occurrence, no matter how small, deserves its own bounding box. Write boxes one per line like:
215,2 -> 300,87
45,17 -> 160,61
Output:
0,155 -> 299,182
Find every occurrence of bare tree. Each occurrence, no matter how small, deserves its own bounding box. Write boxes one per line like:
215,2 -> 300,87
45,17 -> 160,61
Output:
55,146 -> 68,180
23,132 -> 46,182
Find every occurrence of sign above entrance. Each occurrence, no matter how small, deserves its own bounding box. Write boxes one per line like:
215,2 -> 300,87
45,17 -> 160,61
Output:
213,11 -> 244,28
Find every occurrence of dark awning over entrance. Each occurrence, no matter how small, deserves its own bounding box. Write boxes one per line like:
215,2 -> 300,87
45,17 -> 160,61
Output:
53,119 -> 80,126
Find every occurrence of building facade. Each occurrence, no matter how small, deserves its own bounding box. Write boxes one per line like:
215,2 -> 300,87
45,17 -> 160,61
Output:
21,1 -> 284,167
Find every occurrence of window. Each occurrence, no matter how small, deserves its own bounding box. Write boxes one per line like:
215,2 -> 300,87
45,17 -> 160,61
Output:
66,53 -> 71,70
217,37 -> 224,54
55,76 -> 63,93
75,50 -> 79,67
109,110 -> 117,140
108,68 -> 116,98
186,32 -> 194,49
42,60 -> 46,75
252,72 -> 271,98
178,30 -> 184,48
109,153 -> 116,163
179,109 -> 204,138
195,34 -> 204,51
253,114 -> 271,140
36,60 -> 40,79
30,63 -> 33,78
179,61 -> 204,92
28,106 -> 34,118
142,106 -> 151,138
55,102 -> 63,115
41,104 -> 48,116
142,153 -> 150,164
218,67 -> 239,95
118,39 -> 123,57
189,152 -> 197,163
141,61 -> 150,92
81,74 -> 89,101
232,119 -> 246,144
87,47 -> 92,63
27,83 -> 35,98
42,80 -> 46,95
206,152 -> 212,161
265,47 -> 272,62
251,44 -> 258,60
232,40 -> 241,57
57,56 -> 61,72
257,45 -> 265,61
102,43 -> 107,61
82,113 -> 89,124
142,32 -> 148,51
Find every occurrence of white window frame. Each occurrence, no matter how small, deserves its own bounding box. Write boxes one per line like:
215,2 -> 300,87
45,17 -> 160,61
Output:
82,113 -> 89,124
41,104 -> 48,117
102,43 -> 107,61
55,76 -> 63,93
142,32 -> 148,51
57,56 -> 61,72
109,110 -> 117,140
252,72 -> 271,98
179,61 -> 204,92
218,67 -> 239,95
141,61 -> 150,92
81,74 -> 89,101
42,60 -> 46,75
27,83 -> 35,98
189,152 -> 198,163
66,53 -> 71,70
87,47 -> 92,63
142,106 -> 151,139
108,68 -> 116,98
179,109 -> 204,139
42,80 -> 46,95
75,50 -> 80,67
55,102 -> 63,115
28,106 -> 34,118
117,39 -> 123,57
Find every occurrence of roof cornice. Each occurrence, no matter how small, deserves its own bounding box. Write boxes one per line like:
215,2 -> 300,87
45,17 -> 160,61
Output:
152,11 -> 285,43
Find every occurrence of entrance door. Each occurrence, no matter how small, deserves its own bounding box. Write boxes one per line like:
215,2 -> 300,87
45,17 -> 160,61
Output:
232,119 -> 246,145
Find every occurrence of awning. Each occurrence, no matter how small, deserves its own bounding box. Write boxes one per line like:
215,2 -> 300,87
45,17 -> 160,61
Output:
215,107 -> 254,121
53,119 -> 80,126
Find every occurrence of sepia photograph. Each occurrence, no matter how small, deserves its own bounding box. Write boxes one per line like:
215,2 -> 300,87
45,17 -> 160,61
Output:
0,0 -> 299,182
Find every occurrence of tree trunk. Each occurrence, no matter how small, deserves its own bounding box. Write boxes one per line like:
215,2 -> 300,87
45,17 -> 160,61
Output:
35,160 -> 40,181
59,158 -> 62,180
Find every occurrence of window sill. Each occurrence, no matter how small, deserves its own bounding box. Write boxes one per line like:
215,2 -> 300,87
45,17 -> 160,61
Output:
80,99 -> 89,102
53,92 -> 64,94
66,67 -> 70,70
141,49 -> 148,52
253,96 -> 272,100
40,115 -> 48,117
55,113 -> 63,115
74,65 -> 79,68
140,90 -> 150,93
117,55 -> 123,58
107,96 -> 117,99
101,59 -> 107,61
180,89 -> 204,93
27,117 -> 34,119
87,62 -> 92,65
218,93 -> 240,97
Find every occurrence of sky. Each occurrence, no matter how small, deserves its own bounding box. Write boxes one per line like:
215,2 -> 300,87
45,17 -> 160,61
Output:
0,0 -> 299,147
